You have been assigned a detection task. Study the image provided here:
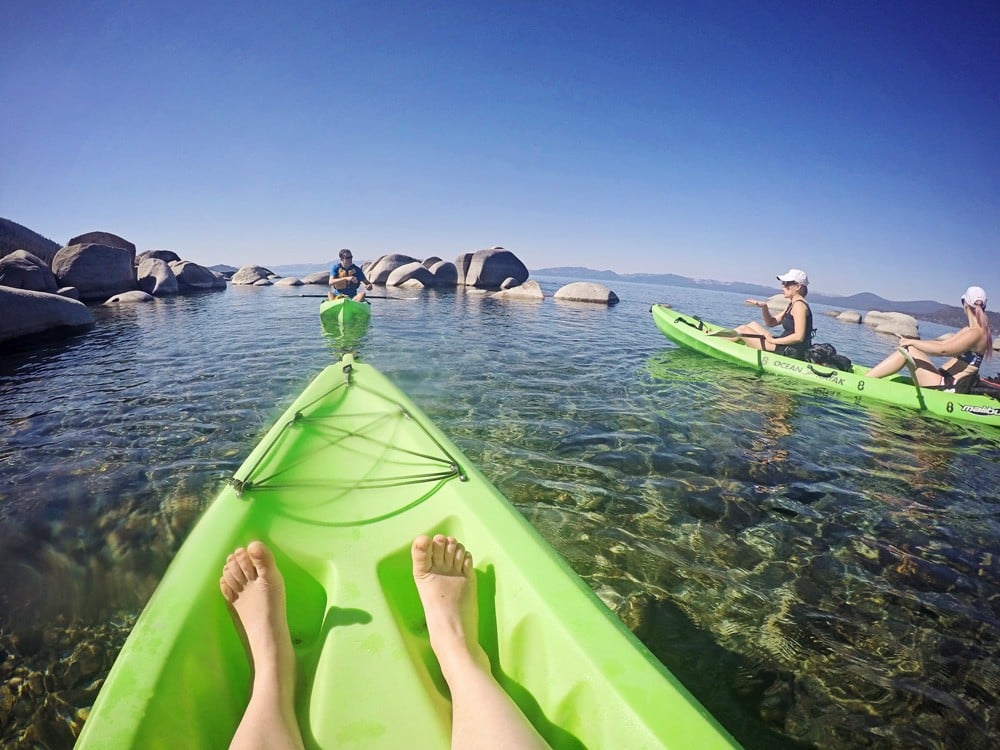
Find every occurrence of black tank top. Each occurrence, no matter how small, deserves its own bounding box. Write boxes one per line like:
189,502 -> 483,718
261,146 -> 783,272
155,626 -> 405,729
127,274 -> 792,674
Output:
780,301 -> 813,344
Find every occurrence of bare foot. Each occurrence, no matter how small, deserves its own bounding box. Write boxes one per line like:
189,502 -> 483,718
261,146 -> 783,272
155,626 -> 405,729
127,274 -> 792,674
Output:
411,534 -> 487,674
221,542 -> 303,750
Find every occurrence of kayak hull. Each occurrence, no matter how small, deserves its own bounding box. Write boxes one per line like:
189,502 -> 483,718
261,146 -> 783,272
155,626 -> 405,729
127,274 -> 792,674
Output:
651,304 -> 1000,428
77,354 -> 738,749
319,296 -> 371,332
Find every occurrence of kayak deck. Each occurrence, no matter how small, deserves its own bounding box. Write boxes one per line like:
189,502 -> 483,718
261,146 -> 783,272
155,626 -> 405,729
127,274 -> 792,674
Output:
77,354 -> 738,749
651,304 -> 1000,428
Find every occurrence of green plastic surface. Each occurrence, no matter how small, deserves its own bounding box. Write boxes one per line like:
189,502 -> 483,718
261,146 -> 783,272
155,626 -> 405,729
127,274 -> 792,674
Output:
76,354 -> 739,749
319,297 -> 371,332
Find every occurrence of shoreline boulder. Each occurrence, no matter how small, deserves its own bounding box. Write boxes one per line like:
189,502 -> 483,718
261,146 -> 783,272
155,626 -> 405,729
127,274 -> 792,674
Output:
52,244 -> 137,301
0,250 -> 59,292
68,231 -> 136,258
231,265 -> 275,285
0,287 -> 94,348
553,282 -> 619,305
137,257 -> 179,296
463,248 -> 528,290
493,279 -> 545,301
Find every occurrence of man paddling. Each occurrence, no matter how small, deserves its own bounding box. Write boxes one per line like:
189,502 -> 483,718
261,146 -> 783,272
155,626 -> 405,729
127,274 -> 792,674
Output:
328,248 -> 373,302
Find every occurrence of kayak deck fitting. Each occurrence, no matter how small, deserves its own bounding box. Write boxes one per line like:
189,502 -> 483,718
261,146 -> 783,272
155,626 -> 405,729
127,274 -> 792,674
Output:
651,304 -> 1000,428
77,354 -> 738,749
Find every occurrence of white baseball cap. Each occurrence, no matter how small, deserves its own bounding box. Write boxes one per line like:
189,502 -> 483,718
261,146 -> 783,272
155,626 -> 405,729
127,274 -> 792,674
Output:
776,269 -> 809,286
962,285 -> 987,309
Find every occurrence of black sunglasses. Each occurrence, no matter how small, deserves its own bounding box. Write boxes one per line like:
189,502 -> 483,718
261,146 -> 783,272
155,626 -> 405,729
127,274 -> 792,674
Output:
781,281 -> 797,287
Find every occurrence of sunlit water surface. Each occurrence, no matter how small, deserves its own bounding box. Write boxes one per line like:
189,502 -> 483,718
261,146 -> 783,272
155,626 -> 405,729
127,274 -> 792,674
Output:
1,278 -> 998,749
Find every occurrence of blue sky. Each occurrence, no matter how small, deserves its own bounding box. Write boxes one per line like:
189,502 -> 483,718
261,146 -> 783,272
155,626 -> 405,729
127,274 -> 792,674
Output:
2,1 -> 997,302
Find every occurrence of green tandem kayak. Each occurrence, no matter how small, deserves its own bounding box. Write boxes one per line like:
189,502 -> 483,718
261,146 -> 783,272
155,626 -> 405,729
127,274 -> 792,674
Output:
651,304 -> 1000,428
77,354 -> 738,749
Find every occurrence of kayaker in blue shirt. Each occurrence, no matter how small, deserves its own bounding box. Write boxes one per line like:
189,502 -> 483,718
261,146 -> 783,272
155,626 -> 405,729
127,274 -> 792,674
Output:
220,534 -> 551,750
865,285 -> 992,391
328,248 -> 373,302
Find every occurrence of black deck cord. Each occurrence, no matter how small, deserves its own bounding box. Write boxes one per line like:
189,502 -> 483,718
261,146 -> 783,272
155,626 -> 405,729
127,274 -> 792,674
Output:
675,316 -> 706,331
806,365 -> 838,379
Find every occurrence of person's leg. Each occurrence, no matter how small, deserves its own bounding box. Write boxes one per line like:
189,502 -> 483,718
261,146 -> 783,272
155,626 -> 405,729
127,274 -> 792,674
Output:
734,322 -> 770,351
221,542 -> 305,750
866,346 -> 940,383
412,535 -> 549,750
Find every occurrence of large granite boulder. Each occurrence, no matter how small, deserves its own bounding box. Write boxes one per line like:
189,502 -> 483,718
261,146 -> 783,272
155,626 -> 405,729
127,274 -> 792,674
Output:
864,311 -> 919,338
302,271 -> 330,285
422,256 -> 443,269
68,231 -> 136,258
553,282 -> 619,305
493,279 -> 545,301
366,254 -> 420,284
837,310 -> 862,324
105,291 -> 154,304
0,250 -> 59,292
137,249 -> 181,265
169,260 -> 221,291
273,277 -> 302,286
51,243 -> 136,301
454,252 -> 474,285
428,260 -> 458,287
137,257 -> 179,295
231,265 -> 275,285
0,287 -> 94,347
463,248 -> 528,290
386,262 -> 434,288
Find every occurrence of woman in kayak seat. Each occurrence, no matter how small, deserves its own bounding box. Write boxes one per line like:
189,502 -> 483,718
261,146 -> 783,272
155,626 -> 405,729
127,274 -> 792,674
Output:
734,268 -> 815,359
220,535 -> 550,750
865,285 -> 992,390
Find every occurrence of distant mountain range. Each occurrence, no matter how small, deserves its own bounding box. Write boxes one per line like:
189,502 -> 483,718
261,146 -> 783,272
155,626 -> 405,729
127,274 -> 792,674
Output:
532,266 -> 997,330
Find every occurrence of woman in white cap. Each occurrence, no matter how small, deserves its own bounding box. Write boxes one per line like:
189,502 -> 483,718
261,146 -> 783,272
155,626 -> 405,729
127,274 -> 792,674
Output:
736,268 -> 815,358
865,285 -> 992,390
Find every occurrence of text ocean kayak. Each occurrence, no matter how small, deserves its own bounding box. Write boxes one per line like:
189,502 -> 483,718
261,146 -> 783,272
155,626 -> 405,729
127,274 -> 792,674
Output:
651,304 -> 1000,428
77,354 -> 738,749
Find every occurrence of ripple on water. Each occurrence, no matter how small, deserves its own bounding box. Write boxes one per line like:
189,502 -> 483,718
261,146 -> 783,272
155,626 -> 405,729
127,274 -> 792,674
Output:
2,284 -> 999,748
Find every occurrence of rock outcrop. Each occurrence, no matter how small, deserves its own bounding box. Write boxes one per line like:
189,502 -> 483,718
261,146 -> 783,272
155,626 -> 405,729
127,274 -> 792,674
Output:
553,282 -> 619,305
0,250 -> 59,292
170,261 -> 225,291
231,265 -> 275,285
105,291 -> 154,304
0,287 -> 94,347
136,257 -> 179,296
301,271 -> 329,285
137,249 -> 182,265
428,260 -> 458,286
366,254 -> 420,284
386,262 -> 434,288
51,244 -> 137,301
68,231 -> 136,258
493,279 -> 545,301
463,248 -> 529,290
864,311 -> 919,338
